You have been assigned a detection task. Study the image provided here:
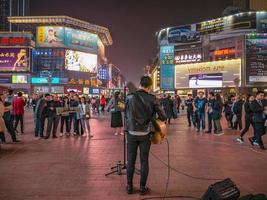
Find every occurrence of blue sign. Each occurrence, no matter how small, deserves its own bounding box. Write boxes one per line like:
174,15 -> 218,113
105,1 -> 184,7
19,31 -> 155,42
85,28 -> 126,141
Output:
65,27 -> 98,53
89,87 -> 101,95
160,46 -> 175,90
31,77 -> 60,84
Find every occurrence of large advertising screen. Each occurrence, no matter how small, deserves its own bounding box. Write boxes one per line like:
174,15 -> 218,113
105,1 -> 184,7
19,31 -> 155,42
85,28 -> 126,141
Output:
0,48 -> 30,72
189,73 -> 223,88
175,59 -> 241,89
65,27 -> 98,53
158,24 -> 201,45
246,34 -> 267,84
65,50 -> 97,73
36,26 -> 98,53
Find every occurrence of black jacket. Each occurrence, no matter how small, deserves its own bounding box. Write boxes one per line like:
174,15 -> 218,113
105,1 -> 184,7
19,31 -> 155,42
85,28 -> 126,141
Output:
251,100 -> 265,123
125,90 -> 166,132
233,100 -> 243,115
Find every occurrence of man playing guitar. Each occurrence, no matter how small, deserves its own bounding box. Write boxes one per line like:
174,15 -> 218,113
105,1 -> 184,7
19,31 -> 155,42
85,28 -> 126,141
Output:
125,76 -> 166,195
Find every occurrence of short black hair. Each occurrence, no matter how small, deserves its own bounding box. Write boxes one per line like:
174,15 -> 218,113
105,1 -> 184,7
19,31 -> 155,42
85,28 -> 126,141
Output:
8,89 -> 14,95
45,93 -> 50,97
188,94 -> 192,96
17,92 -> 23,97
209,92 -> 215,96
140,76 -> 152,88
256,91 -> 264,96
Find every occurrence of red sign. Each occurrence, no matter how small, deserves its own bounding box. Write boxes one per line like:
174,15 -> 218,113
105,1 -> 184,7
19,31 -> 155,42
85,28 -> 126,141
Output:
0,37 -> 30,46
213,48 -> 237,56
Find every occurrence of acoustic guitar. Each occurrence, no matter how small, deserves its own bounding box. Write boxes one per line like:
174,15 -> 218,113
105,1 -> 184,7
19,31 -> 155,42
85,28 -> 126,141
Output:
151,119 -> 168,144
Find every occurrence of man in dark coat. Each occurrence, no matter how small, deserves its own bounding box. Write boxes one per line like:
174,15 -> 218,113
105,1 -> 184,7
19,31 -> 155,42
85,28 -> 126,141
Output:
249,91 -> 266,150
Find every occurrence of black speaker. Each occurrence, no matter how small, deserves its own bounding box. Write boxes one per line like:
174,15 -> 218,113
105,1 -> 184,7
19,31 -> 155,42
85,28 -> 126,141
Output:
202,178 -> 240,200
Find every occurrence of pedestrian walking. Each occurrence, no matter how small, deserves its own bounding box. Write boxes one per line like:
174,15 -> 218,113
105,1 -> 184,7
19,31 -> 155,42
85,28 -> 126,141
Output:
224,96 -> 235,129
185,94 -> 195,127
100,95 -> 106,113
212,94 -> 223,135
193,91 -> 208,132
232,95 -> 243,130
60,96 -> 71,137
237,95 -> 255,144
249,91 -> 266,150
107,91 -> 124,135
162,95 -> 174,124
206,92 -> 216,133
12,92 -> 26,134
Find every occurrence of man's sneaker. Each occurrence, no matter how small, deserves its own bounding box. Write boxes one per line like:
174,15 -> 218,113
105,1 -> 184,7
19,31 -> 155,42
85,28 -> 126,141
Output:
236,137 -> 244,144
249,137 -> 254,146
205,130 -> 211,133
60,133 -> 64,137
253,141 -> 259,146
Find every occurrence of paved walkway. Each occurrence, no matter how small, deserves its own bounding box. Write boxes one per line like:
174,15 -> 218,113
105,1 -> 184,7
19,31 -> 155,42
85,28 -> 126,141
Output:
0,111 -> 267,200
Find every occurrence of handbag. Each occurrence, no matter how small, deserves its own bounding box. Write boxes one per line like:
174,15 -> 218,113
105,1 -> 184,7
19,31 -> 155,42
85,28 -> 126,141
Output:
232,114 -> 237,124
117,101 -> 125,111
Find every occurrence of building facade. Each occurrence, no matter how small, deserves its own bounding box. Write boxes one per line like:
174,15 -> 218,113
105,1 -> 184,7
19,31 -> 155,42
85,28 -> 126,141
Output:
156,11 -> 267,96
0,16 -> 124,96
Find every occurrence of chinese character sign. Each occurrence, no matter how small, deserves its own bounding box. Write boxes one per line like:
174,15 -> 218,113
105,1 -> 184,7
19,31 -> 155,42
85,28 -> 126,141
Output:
160,46 -> 175,90
0,48 -> 29,72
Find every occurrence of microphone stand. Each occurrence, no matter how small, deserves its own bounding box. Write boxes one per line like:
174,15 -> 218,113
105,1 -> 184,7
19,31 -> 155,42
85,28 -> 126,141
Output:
105,86 -> 128,176
105,86 -> 140,176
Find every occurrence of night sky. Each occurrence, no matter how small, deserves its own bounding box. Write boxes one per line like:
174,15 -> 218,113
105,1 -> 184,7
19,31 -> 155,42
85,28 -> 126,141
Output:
31,0 -> 232,85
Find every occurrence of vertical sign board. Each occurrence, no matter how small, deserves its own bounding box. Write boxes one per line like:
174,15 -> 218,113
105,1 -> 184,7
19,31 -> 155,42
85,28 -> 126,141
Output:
160,45 -> 175,90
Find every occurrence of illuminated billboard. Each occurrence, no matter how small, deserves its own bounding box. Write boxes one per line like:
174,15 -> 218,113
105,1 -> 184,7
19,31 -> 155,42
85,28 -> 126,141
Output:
65,50 -> 97,73
65,27 -> 98,53
175,59 -> 241,89
189,73 -> 223,88
36,26 -> 98,53
37,26 -> 65,47
0,48 -> 30,72
12,75 -> 28,84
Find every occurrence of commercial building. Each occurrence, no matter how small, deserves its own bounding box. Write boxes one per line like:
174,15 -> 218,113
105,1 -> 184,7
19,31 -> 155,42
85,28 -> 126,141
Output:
233,0 -> 267,11
0,15 -> 121,95
156,11 -> 267,96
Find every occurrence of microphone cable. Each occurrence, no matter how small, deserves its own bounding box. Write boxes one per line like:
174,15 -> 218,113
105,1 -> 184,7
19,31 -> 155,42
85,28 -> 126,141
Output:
141,138 -> 201,200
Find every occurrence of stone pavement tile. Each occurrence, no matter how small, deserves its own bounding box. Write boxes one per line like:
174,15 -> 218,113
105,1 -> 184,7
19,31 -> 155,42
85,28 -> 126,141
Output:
1,111 -> 267,200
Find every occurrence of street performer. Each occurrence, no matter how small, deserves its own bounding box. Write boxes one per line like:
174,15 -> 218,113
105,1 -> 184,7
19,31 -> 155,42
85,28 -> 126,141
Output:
125,76 -> 166,195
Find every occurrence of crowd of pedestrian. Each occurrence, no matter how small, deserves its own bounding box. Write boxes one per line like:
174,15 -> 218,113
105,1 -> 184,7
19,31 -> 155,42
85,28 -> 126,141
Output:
159,91 -> 267,150
0,89 -> 113,144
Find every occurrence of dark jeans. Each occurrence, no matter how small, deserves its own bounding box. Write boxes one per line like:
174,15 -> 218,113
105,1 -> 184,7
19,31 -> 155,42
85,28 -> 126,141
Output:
187,110 -> 193,126
127,133 -> 151,187
60,115 -> 70,133
251,122 -> 265,146
240,115 -> 254,138
197,112 -> 205,130
69,113 -> 75,132
4,119 -> 17,142
35,116 -> 45,137
207,113 -> 216,132
14,114 -> 24,133
75,119 -> 84,135
46,115 -> 60,138
225,113 -> 234,128
233,114 -> 242,130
